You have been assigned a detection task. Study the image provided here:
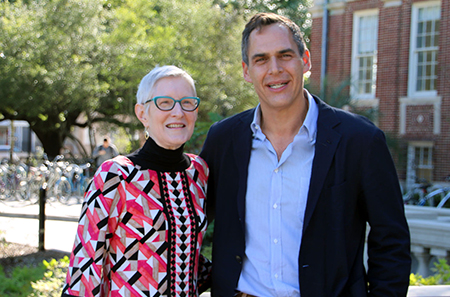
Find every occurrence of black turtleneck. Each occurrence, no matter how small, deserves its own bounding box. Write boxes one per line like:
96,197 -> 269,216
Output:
126,137 -> 191,172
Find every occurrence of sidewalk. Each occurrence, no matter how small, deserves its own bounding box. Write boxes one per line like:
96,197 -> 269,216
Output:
0,199 -> 81,253
1,199 -> 449,296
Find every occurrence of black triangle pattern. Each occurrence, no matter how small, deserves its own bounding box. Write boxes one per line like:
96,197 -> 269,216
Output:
62,156 -> 208,297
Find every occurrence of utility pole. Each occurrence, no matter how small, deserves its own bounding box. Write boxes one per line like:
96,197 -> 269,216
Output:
9,120 -> 15,163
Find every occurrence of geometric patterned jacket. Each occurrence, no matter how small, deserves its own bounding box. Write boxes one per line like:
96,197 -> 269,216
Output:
61,148 -> 210,297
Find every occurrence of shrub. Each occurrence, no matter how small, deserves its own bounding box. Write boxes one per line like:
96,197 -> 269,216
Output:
0,263 -> 46,297
30,256 -> 69,297
410,259 -> 450,286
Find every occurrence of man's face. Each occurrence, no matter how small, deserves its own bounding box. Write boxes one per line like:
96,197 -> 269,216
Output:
242,23 -> 310,112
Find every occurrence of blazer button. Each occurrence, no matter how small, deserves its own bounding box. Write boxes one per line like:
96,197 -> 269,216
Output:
235,255 -> 242,264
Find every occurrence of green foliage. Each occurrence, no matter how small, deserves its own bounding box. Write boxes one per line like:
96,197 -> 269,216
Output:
213,0 -> 312,44
1,0 -> 312,158
0,0 -> 113,157
410,259 -> 450,286
201,221 -> 214,261
0,263 -> 46,297
185,112 -> 224,154
305,75 -> 378,123
30,256 -> 70,297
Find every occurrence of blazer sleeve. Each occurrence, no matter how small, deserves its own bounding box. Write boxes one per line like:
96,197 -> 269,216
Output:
361,128 -> 411,297
61,161 -> 123,297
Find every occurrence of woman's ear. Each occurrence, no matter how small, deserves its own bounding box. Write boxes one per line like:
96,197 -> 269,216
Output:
135,103 -> 149,126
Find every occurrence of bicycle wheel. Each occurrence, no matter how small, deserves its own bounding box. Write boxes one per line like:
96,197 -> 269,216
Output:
15,178 -> 29,202
11,165 -> 28,201
437,192 -> 450,208
403,188 -> 424,205
55,178 -> 72,204
0,168 -> 7,200
418,188 -> 446,206
27,179 -> 42,204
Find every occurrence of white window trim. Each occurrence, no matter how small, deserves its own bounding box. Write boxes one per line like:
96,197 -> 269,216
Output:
351,9 -> 379,100
399,96 -> 441,135
406,141 -> 434,189
407,1 -> 441,98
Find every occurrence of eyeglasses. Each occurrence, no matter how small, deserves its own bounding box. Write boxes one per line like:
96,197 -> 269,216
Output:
144,96 -> 200,111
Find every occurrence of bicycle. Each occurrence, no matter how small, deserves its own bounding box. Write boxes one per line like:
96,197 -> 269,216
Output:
418,176 -> 450,208
402,178 -> 434,205
0,160 -> 28,201
58,161 -> 91,204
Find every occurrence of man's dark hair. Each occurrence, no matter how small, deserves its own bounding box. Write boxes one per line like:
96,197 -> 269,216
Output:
241,12 -> 307,65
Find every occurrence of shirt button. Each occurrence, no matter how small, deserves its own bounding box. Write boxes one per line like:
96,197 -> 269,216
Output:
274,274 -> 279,278
274,168 -> 279,173
274,239 -> 278,244
273,203 -> 278,209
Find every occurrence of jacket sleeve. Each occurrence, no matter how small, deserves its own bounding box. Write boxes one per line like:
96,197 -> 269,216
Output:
61,161 -> 121,297
362,129 -> 411,297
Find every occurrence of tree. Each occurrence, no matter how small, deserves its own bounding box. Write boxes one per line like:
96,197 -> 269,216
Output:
0,0 -> 112,157
101,0 -> 256,118
1,0 -> 312,158
213,0 -> 312,44
77,0 -> 258,153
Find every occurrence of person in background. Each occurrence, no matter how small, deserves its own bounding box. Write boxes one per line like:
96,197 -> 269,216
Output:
92,136 -> 119,168
62,65 -> 211,297
200,12 -> 411,297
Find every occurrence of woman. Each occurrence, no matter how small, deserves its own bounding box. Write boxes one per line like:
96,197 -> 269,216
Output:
62,66 -> 210,297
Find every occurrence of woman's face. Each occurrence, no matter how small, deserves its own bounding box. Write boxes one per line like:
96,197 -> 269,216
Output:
136,76 -> 198,150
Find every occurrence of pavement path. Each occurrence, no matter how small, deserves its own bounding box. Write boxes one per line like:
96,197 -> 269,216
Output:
0,198 -> 80,253
1,198 -> 449,297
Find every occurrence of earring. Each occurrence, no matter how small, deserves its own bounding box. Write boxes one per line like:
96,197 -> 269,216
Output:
145,129 -> 149,140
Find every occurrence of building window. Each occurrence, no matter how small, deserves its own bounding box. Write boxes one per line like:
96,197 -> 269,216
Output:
0,127 -> 8,146
351,10 -> 378,99
406,142 -> 433,188
408,2 -> 440,97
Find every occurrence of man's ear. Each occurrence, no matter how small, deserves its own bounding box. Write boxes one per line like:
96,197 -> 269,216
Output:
302,49 -> 311,73
242,61 -> 253,83
135,103 -> 149,127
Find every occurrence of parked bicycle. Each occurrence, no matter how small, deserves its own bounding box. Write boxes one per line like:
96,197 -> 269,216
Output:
0,155 -> 92,205
58,161 -> 91,204
417,176 -> 450,208
402,178 -> 434,205
0,159 -> 28,201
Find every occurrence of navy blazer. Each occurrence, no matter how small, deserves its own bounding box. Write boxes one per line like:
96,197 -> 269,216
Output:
200,95 -> 411,297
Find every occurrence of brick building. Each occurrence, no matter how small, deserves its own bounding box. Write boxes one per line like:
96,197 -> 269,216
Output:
309,0 -> 449,189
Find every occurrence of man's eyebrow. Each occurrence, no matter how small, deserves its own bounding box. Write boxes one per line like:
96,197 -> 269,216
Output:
251,48 -> 296,60
278,48 -> 296,55
251,53 -> 267,61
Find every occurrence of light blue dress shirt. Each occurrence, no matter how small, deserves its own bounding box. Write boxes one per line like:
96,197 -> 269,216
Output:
237,90 -> 318,297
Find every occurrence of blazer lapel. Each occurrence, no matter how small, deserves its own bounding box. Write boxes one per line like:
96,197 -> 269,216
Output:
303,98 -> 341,232
232,109 -> 254,228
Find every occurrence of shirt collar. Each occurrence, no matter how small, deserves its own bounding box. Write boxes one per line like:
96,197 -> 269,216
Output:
250,89 -> 318,144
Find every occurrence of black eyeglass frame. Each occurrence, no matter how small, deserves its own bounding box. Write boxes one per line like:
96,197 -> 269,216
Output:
144,96 -> 200,111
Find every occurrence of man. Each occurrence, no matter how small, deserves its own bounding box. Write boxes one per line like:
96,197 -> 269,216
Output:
92,136 -> 119,168
200,12 -> 411,297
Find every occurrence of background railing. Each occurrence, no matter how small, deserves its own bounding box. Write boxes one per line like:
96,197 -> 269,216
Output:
405,205 -> 450,277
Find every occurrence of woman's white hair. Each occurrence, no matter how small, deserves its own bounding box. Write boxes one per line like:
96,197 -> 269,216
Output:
136,65 -> 196,105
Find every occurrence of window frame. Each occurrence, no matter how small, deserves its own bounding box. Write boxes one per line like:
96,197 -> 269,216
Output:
408,1 -> 441,98
406,141 -> 434,189
351,9 -> 379,100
